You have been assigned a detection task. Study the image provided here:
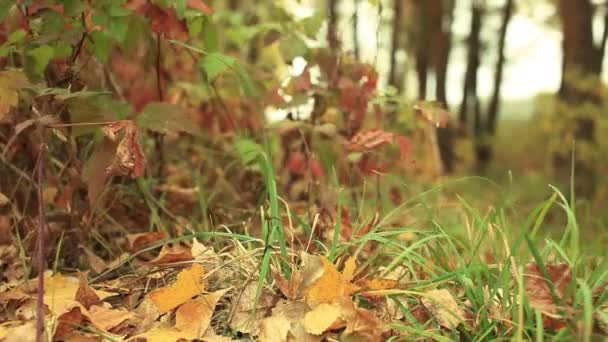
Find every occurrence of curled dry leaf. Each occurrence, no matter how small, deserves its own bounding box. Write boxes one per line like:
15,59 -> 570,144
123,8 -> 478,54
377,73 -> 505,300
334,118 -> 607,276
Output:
102,120 -> 147,178
420,289 -> 466,330
346,129 -> 395,152
175,288 -> 230,339
146,264 -> 206,313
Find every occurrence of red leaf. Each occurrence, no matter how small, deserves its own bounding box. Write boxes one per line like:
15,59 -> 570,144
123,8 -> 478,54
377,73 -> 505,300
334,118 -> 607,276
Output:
395,135 -> 412,160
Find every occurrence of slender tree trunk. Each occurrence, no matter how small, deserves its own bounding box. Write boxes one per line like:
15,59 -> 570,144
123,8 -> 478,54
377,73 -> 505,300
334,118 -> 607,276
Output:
474,0 -> 514,168
327,0 -> 340,50
459,2 -> 483,129
388,0 -> 403,91
430,0 -> 455,173
486,0 -> 513,135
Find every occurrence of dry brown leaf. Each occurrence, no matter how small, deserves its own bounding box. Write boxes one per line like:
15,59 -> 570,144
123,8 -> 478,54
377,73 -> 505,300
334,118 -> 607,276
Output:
524,262 -> 571,315
305,256 -> 360,306
103,120 -> 147,178
258,311 -> 291,342
75,272 -> 102,309
421,289 -> 466,330
146,264 -> 206,313
130,325 -> 191,342
43,273 -> 114,316
229,282 -> 273,335
145,244 -> 193,265
340,298 -> 389,340
80,246 -> 109,274
127,232 -> 169,252
87,304 -> 135,332
1,320 -> 37,342
54,307 -> 88,341
275,270 -> 302,300
175,288 -> 230,339
303,302 -> 343,335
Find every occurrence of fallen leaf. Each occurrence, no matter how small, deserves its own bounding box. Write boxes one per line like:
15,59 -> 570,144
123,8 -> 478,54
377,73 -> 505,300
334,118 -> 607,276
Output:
75,272 -> 102,309
145,244 -> 193,265
420,289 -> 465,330
130,325 -> 191,342
44,273 -> 114,316
2,320 -> 37,342
305,256 -> 360,306
87,304 -> 135,332
524,262 -> 571,315
303,302 -> 343,335
127,232 -> 169,252
259,310 -> 291,342
229,282 -> 273,335
146,264 -> 206,313
175,288 -> 230,339
54,307 -> 88,340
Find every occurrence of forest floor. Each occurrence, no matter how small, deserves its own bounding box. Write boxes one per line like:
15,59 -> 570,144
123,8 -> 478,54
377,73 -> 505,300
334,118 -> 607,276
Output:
1,161 -> 607,341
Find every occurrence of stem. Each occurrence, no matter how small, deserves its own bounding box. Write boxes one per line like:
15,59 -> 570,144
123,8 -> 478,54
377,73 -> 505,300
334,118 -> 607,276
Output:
154,33 -> 166,179
35,144 -> 48,342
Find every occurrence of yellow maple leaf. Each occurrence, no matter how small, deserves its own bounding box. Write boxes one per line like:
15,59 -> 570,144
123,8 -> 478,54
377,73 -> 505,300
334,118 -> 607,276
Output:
305,256 -> 360,305
303,302 -> 343,335
147,264 -> 206,313
44,273 -> 114,316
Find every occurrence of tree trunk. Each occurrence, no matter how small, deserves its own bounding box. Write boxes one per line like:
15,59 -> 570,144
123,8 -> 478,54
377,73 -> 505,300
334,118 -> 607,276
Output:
388,0 -> 403,91
327,0 -> 340,50
476,0 -> 514,168
556,0 -> 603,197
430,0 -> 455,173
459,2 -> 483,129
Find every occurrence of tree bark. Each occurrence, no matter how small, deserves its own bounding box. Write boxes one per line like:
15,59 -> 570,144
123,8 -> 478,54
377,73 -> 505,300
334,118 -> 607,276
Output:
459,2 -> 483,130
327,0 -> 340,50
430,0 -> 455,173
388,0 -> 403,91
556,0 -> 603,197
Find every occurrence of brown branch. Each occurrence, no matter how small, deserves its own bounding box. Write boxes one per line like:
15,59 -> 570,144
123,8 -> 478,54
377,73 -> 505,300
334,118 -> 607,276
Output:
154,32 -> 165,179
35,143 -> 48,342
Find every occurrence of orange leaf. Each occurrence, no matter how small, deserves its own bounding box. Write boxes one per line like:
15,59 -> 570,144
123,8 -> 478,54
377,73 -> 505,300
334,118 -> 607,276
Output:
127,232 -> 169,252
305,257 -> 360,305
146,264 -> 206,313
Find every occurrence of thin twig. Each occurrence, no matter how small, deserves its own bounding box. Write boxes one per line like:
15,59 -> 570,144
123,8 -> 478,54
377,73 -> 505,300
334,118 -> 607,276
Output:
35,143 -> 48,342
154,32 -> 165,179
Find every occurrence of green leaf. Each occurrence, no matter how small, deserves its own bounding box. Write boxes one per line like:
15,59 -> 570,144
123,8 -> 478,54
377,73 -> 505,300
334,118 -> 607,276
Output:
62,0 -> 86,17
66,96 -> 130,136
41,10 -> 65,34
137,102 -> 199,135
235,138 -> 263,165
174,0 -> 187,18
198,52 -> 237,81
27,45 -> 54,75
108,17 -> 129,43
299,13 -> 324,39
0,0 -> 13,21
90,31 -> 113,63
107,4 -> 131,17
203,18 -> 219,53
